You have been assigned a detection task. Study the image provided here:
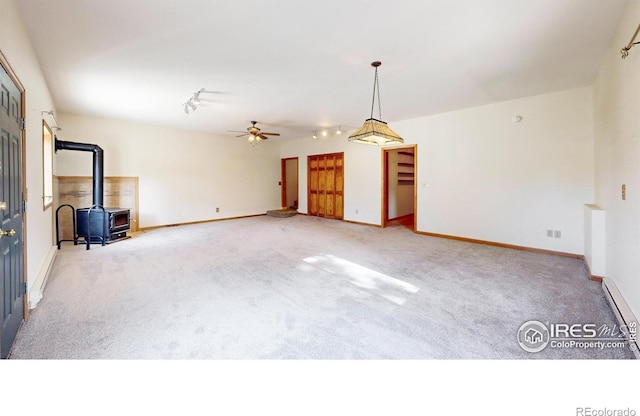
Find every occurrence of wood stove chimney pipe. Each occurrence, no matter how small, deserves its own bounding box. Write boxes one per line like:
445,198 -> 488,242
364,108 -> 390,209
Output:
54,137 -> 104,207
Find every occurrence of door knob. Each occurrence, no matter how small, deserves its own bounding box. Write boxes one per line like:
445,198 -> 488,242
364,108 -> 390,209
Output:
1,229 -> 16,238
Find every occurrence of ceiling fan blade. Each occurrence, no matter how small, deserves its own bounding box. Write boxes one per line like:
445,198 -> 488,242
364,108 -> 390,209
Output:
261,132 -> 280,136
235,133 -> 249,137
257,134 -> 269,141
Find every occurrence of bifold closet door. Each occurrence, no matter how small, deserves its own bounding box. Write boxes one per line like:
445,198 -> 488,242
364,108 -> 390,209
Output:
308,152 -> 343,220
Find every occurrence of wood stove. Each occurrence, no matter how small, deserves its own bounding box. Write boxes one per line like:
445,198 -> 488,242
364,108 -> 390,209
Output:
77,207 -> 131,244
55,138 -> 131,248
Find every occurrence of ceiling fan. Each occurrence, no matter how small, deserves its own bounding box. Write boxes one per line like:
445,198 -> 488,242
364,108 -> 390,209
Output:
232,121 -> 280,144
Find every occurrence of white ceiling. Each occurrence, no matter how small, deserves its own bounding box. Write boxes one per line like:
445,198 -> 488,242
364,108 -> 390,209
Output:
18,0 -> 629,141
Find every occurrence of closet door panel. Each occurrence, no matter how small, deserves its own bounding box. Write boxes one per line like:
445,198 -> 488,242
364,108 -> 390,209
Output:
307,153 -> 343,220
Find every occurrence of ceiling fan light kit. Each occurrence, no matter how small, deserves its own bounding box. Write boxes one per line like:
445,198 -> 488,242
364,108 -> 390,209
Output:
349,61 -> 404,146
233,121 -> 280,146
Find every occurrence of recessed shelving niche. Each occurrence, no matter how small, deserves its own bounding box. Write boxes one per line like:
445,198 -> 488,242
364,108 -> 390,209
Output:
397,151 -> 414,185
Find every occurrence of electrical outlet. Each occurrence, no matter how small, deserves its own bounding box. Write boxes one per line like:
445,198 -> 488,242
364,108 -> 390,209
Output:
554,230 -> 561,238
546,230 -> 553,238
216,207 -> 220,213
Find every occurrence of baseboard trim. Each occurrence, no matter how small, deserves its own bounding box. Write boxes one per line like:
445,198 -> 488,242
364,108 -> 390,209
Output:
28,245 -> 57,310
415,230 -> 583,259
139,214 -> 266,231
582,260 -> 604,282
343,219 -> 383,228
602,278 -> 640,359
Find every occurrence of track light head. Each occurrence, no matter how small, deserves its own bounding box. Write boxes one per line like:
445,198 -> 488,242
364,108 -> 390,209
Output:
192,88 -> 204,105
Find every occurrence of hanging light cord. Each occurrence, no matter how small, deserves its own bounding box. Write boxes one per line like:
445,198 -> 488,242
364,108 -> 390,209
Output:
621,23 -> 640,59
370,64 -> 382,120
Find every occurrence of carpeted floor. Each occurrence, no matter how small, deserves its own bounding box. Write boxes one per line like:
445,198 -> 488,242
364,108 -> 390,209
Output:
9,215 -> 635,359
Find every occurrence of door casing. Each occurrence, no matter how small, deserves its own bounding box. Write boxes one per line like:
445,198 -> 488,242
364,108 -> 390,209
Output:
381,145 -> 417,230
0,49 -> 28,359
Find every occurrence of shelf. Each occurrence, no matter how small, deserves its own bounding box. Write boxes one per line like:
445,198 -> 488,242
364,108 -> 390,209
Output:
396,150 -> 415,185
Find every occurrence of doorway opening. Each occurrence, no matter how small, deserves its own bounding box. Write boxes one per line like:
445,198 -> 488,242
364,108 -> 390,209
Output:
382,145 -> 417,231
281,157 -> 299,210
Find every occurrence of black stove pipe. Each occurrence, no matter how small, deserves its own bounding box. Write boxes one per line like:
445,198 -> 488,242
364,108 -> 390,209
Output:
54,137 -> 104,207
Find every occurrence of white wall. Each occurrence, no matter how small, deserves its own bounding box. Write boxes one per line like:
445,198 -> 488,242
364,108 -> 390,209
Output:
56,113 -> 281,228
593,0 -> 640,319
0,0 -> 58,301
280,133 -> 383,225
394,86 -> 594,254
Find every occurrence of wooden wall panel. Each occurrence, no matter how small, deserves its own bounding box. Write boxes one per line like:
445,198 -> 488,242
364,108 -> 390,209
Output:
309,158 -> 319,216
335,156 -> 344,219
318,156 -> 326,216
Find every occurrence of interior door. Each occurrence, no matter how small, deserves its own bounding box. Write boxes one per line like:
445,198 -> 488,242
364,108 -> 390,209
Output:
1,60 -> 25,359
307,152 -> 343,220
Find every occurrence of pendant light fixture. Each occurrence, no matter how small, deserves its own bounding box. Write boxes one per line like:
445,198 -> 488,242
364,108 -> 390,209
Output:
348,61 -> 404,146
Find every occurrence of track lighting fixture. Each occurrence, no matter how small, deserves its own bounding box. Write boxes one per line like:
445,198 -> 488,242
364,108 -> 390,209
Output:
310,125 -> 350,140
182,88 -> 205,114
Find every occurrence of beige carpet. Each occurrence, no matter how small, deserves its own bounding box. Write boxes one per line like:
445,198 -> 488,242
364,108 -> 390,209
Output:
9,215 -> 634,359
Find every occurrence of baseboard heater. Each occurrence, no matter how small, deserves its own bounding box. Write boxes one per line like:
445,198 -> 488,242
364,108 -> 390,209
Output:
602,277 -> 639,358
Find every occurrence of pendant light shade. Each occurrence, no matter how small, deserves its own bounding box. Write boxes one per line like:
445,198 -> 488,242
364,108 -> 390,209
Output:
349,61 -> 403,146
348,118 -> 403,145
